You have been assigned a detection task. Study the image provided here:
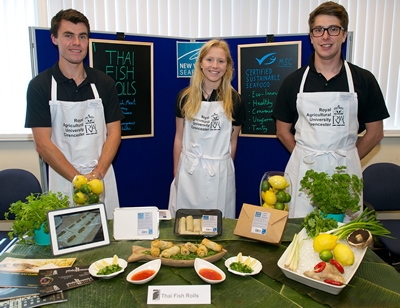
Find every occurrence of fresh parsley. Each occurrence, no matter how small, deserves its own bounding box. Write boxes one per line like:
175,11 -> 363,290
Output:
301,208 -> 338,238
229,262 -> 253,273
97,264 -> 122,275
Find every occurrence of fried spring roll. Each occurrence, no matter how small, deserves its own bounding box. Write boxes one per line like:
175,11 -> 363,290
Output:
201,238 -> 222,252
150,247 -> 160,257
180,245 -> 190,255
151,239 -> 173,250
161,245 -> 180,258
179,217 -> 186,234
196,244 -> 208,257
186,215 -> 194,231
193,219 -> 201,232
184,242 -> 198,253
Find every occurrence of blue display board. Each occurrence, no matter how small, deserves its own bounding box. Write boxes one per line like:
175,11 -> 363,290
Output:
31,29 -> 349,217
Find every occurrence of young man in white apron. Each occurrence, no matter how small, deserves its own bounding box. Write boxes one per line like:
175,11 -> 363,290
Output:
273,2 -> 389,222
25,9 -> 124,219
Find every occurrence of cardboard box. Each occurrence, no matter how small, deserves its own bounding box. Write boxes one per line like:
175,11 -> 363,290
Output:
234,203 -> 288,245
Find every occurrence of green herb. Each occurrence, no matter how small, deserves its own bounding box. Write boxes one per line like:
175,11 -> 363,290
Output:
301,208 -> 338,238
330,208 -> 394,240
299,166 -> 363,215
229,262 -> 253,273
97,264 -> 122,275
5,192 -> 70,245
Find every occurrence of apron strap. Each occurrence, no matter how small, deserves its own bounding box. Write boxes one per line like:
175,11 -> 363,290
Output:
72,159 -> 99,173
297,144 -> 356,165
299,66 -> 310,94
51,76 -> 100,100
182,145 -> 230,176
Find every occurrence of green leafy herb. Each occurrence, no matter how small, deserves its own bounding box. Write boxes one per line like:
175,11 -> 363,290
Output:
5,192 -> 70,245
299,166 -> 363,215
97,264 -> 122,275
301,208 -> 338,238
229,262 -> 253,273
142,249 -> 218,260
330,208 -> 394,240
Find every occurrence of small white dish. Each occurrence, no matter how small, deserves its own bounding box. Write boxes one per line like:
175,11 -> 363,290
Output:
224,256 -> 262,276
194,258 -> 226,284
89,257 -> 127,279
126,259 -> 161,285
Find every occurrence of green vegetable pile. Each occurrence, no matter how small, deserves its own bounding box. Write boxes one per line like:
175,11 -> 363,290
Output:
229,262 -> 253,273
143,249 -> 218,260
299,166 -> 363,214
331,208 -> 394,240
301,208 -> 338,238
97,264 -> 122,275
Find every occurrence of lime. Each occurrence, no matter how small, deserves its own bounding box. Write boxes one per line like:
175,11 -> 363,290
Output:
319,250 -> 333,262
274,202 -> 285,210
268,175 -> 288,190
276,190 -> 286,202
80,183 -> 91,194
89,193 -> 99,204
285,193 -> 291,203
74,188 -> 80,194
73,192 -> 87,204
88,179 -> 104,194
261,180 -> 270,192
72,175 -> 87,189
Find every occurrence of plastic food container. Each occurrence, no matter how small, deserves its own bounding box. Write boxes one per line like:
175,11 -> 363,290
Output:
174,209 -> 222,238
72,175 -> 105,206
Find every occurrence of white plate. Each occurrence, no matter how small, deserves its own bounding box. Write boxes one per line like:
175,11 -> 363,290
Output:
224,256 -> 262,276
194,258 -> 226,284
89,257 -> 127,279
126,259 -> 161,284
277,227 -> 367,295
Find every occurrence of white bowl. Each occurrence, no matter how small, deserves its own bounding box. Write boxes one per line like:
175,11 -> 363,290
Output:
126,259 -> 161,285
194,258 -> 226,284
89,257 -> 127,279
277,227 -> 367,295
224,256 -> 262,276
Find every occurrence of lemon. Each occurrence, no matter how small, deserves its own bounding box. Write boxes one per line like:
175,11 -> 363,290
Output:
89,179 -> 104,194
262,202 -> 274,209
313,234 -> 338,253
101,259 -> 109,266
333,243 -> 354,266
248,259 -> 258,269
284,204 -> 288,211
95,260 -> 106,270
73,175 -> 87,189
237,252 -> 243,263
244,256 -> 251,265
73,192 -> 87,204
268,175 -> 288,190
112,255 -> 119,265
263,190 -> 277,205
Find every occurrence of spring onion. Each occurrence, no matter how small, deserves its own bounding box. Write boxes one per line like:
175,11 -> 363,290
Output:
330,208 -> 394,240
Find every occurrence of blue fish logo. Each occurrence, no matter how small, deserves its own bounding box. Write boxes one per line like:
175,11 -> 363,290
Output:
255,53 -> 277,65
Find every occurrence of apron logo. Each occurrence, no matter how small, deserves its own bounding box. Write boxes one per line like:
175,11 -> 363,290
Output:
210,113 -> 221,131
332,105 -> 345,126
84,114 -> 98,135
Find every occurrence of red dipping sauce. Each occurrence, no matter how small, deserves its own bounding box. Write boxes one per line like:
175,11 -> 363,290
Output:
131,269 -> 156,281
199,268 -> 222,280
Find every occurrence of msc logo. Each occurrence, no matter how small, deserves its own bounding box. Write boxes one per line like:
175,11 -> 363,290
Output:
255,53 -> 276,65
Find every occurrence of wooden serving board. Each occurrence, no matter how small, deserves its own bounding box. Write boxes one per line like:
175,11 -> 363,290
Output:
127,245 -> 227,267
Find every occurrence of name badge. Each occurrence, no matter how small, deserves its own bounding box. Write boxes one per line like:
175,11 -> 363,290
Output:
147,285 -> 211,305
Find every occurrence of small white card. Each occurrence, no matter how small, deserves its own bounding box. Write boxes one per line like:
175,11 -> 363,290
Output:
147,285 -> 211,305
202,215 -> 218,232
251,210 -> 270,235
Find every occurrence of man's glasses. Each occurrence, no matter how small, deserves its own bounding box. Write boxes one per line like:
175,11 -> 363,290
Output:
311,26 -> 345,37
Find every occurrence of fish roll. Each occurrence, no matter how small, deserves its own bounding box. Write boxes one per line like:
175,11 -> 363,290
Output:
196,244 -> 208,257
161,246 -> 180,258
151,239 -> 173,250
186,215 -> 194,231
179,217 -> 186,234
184,242 -> 198,253
181,245 -> 190,255
201,238 -> 222,252
193,219 -> 201,232
150,247 -> 160,257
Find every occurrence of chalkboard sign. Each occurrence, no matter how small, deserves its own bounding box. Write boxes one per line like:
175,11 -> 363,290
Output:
89,39 -> 154,138
239,42 -> 301,137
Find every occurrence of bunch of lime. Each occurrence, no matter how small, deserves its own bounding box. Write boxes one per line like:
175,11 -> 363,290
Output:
261,175 -> 291,211
72,175 -> 104,206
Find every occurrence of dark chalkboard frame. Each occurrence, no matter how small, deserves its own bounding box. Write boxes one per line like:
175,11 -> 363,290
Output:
89,39 -> 154,139
238,41 -> 301,138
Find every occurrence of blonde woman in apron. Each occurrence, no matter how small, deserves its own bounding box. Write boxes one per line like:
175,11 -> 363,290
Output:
168,40 -> 245,219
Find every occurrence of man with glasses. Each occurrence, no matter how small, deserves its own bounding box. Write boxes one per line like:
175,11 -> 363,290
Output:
273,1 -> 389,221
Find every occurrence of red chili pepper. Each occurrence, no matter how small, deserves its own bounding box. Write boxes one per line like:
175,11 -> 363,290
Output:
314,261 -> 326,273
324,279 -> 343,286
329,259 -> 345,274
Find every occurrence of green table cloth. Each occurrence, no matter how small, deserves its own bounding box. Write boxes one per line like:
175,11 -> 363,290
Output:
1,218 -> 399,307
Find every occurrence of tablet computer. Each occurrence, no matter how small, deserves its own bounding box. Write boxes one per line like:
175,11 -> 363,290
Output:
47,203 -> 110,256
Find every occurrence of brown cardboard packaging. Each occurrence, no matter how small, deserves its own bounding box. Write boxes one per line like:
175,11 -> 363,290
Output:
234,203 -> 288,245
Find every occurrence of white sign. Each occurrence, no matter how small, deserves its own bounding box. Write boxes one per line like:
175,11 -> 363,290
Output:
147,285 -> 211,305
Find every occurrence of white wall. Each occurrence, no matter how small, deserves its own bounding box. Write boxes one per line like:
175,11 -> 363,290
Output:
0,137 -> 398,186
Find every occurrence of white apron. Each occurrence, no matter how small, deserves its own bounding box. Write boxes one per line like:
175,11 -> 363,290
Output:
285,61 -> 362,222
49,76 -> 119,219
168,100 -> 236,219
